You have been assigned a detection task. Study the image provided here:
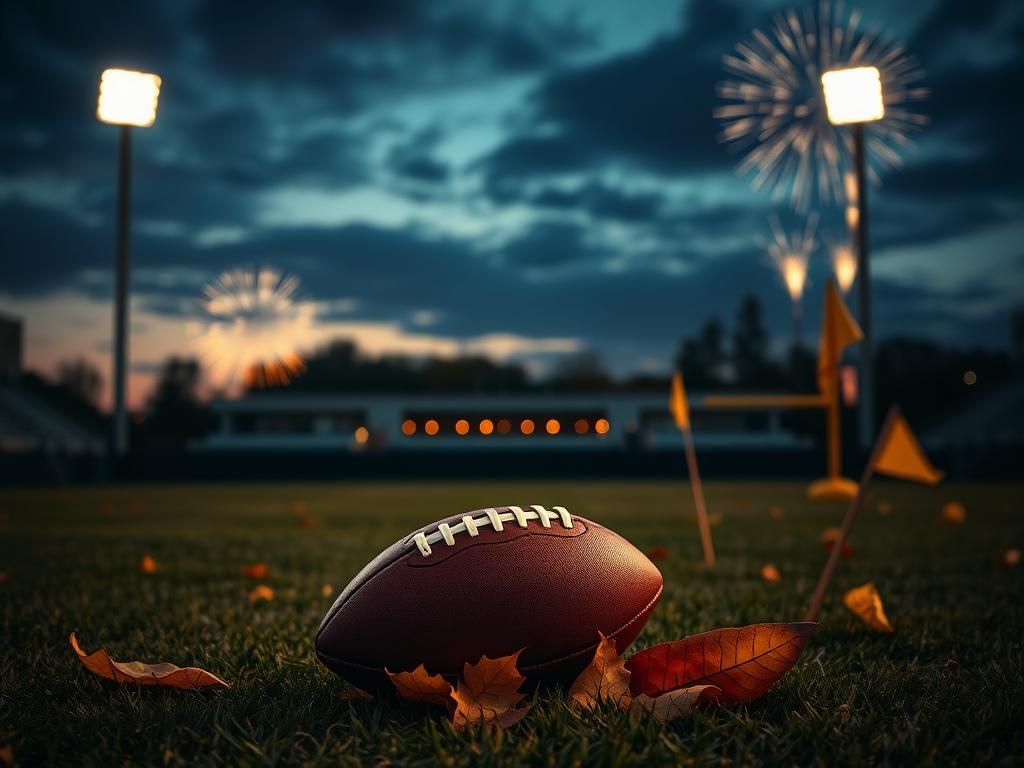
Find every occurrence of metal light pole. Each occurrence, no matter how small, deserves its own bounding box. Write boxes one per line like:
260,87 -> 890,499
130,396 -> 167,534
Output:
821,66 -> 884,448
97,68 -> 161,456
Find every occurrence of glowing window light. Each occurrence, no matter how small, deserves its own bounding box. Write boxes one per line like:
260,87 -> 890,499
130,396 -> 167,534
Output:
574,419 -> 589,434
354,426 -> 369,444
401,419 -> 416,436
479,419 -> 494,435
455,419 -> 470,435
424,419 -> 439,436
520,419 -> 535,435
594,418 -> 610,435
821,67 -> 885,126
97,68 -> 162,127
545,419 -> 560,435
496,419 -> 512,435
833,244 -> 857,294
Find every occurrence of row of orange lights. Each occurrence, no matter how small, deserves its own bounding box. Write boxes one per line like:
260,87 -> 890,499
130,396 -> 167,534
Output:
401,418 -> 610,437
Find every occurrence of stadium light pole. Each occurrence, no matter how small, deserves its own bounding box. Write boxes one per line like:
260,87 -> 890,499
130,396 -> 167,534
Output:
97,68 -> 161,457
821,66 -> 884,449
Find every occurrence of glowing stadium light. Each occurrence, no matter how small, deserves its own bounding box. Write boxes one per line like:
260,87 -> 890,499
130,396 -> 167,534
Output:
594,418 -> 610,435
479,419 -> 494,435
401,419 -> 417,436
574,419 -> 589,435
354,427 -> 369,445
520,419 -> 535,435
455,419 -> 470,436
496,419 -> 512,435
833,244 -> 857,294
424,419 -> 440,436
545,419 -> 561,435
821,67 -> 885,126
97,69 -> 162,127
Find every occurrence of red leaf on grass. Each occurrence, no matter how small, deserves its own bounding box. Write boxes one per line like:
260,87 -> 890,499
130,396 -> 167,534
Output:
626,622 -> 816,703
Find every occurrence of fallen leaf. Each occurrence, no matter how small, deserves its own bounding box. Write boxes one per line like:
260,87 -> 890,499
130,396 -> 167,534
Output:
761,564 -> 782,582
629,685 -> 720,722
769,505 -> 784,520
568,632 -> 631,710
1002,548 -> 1021,566
821,527 -> 854,559
242,563 -> 269,580
248,584 -> 274,603
0,743 -> 12,767
139,555 -> 157,574
843,582 -> 894,632
626,622 -> 816,703
941,501 -> 966,524
337,687 -> 374,702
321,583 -> 334,597
646,547 -> 669,561
878,500 -> 893,516
70,632 -> 230,689
451,651 -> 530,729
388,664 -> 455,707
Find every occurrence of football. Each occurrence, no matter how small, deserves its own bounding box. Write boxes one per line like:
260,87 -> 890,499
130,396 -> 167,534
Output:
316,504 -> 663,691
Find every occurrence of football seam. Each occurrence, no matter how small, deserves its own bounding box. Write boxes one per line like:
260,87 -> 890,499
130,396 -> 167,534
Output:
316,581 -> 664,678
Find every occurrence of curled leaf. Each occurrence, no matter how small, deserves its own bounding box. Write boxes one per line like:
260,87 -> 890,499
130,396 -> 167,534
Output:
760,564 -> 782,582
568,632 -> 631,710
248,584 -> 274,603
843,582 -> 894,632
242,563 -> 269,580
451,652 -> 530,730
70,632 -> 230,689
626,622 -> 816,703
387,664 -> 454,708
629,685 -> 720,722
941,501 -> 966,524
139,555 -> 158,574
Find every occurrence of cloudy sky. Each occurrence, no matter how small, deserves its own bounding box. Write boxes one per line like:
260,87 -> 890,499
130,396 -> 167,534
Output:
1,0 -> 1021,407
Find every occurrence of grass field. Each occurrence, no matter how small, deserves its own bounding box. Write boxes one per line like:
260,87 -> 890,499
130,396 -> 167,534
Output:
1,481 -> 1022,766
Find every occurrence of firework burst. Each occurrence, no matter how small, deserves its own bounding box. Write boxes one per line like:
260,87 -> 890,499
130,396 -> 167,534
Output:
715,1 -> 929,211
762,213 -> 818,303
192,267 -> 314,389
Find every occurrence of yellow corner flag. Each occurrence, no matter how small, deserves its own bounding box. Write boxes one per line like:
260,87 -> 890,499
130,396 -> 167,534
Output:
817,281 -> 863,397
872,411 -> 944,485
669,371 -> 690,431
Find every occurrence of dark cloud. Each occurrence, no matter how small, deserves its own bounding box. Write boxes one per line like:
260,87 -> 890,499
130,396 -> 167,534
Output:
531,183 -> 664,222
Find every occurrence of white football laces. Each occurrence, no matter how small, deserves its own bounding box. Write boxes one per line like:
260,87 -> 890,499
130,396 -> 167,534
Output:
411,505 -> 573,556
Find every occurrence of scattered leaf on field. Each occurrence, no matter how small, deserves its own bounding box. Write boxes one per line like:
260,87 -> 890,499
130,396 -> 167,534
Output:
242,563 -> 269,580
646,547 -> 668,561
0,743 -> 13,767
1002,548 -> 1021,566
337,687 -> 374,702
878,500 -> 893,516
821,527 -> 854,559
769,505 -> 784,520
843,582 -> 894,632
451,652 -> 530,729
629,685 -> 719,722
388,664 -> 454,707
321,584 -> 334,597
626,622 -> 816,703
70,632 -> 230,689
139,555 -> 158,574
760,564 -> 782,582
569,632 -> 631,710
941,501 -> 966,524
248,584 -> 274,603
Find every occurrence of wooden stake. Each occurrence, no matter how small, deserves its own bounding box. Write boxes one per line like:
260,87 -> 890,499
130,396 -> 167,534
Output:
804,406 -> 900,621
682,428 -> 715,567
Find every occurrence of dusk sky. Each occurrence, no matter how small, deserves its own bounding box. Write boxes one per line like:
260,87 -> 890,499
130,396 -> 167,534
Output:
1,0 -> 1022,407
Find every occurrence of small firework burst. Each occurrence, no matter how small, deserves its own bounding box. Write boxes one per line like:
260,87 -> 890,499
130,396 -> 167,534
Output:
715,1 -> 929,211
192,267 -> 314,389
761,213 -> 818,303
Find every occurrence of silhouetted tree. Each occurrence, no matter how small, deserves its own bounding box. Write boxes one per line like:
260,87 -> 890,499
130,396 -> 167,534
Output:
141,358 -> 214,450
549,350 -> 611,391
675,318 -> 727,388
56,358 -> 102,408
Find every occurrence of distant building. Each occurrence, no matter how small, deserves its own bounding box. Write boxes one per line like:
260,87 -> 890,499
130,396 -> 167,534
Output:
0,313 -> 22,378
197,392 -> 808,453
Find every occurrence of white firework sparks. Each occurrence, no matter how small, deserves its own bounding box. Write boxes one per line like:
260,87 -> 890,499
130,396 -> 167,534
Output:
761,213 -> 818,302
715,1 -> 929,211
192,267 -> 314,389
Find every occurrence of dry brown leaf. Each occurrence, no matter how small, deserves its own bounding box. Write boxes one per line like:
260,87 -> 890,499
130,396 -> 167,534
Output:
337,687 -> 374,702
388,664 -> 455,707
139,555 -> 157,574
821,527 -> 854,559
769,505 -> 784,520
451,651 -> 530,729
629,685 -> 720,722
70,632 -> 230,689
941,501 -> 966,524
242,563 -> 269,580
843,582 -> 894,632
760,564 -> 782,582
248,584 -> 274,603
568,632 -> 631,710
321,583 -> 334,597
626,622 -> 815,703
646,547 -> 669,561
1002,548 -> 1021,566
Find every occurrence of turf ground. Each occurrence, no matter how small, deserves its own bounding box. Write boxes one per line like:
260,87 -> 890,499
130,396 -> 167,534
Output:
1,481 -> 1022,766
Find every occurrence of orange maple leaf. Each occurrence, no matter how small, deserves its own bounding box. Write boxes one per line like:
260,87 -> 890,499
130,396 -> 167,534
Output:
629,685 -> 720,722
242,563 -> 269,580
70,632 -> 230,689
940,501 -> 966,524
568,632 -> 631,710
248,584 -> 274,603
1002,548 -> 1021,566
761,563 -> 782,582
843,582 -> 894,632
387,664 -> 455,708
626,622 -> 816,703
139,555 -> 157,574
451,651 -> 530,729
